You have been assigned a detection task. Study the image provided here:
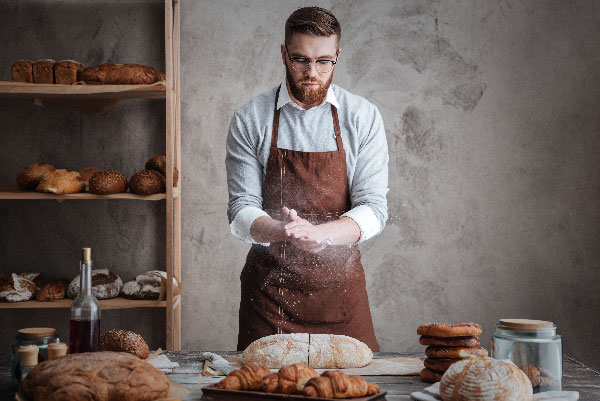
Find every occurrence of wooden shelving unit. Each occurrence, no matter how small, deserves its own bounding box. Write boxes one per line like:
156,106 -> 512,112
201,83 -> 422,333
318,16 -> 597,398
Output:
0,0 -> 182,350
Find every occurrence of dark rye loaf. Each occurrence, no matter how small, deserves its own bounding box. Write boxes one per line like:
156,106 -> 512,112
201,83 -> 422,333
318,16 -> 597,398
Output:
21,351 -> 169,401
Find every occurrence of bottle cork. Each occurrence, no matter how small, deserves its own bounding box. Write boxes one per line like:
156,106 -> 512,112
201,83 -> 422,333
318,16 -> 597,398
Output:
17,345 -> 39,367
82,247 -> 91,263
47,342 -> 68,359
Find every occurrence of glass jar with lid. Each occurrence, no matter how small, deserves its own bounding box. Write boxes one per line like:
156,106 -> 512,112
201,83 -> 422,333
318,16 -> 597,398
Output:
491,319 -> 561,393
11,327 -> 59,391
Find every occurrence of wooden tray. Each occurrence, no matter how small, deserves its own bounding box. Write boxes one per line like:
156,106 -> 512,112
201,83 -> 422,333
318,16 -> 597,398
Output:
201,385 -> 387,401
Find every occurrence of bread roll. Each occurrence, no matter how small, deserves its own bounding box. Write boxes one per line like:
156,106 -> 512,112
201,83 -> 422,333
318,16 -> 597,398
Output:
80,63 -> 165,85
11,60 -> 33,83
21,351 -> 169,401
33,59 -> 55,83
145,155 -> 179,187
129,169 -> 165,195
36,169 -> 84,194
17,163 -> 55,190
99,329 -> 149,359
35,278 -> 69,301
88,170 -> 127,195
79,167 -> 102,192
54,60 -> 85,84
67,269 -> 123,300
439,357 -> 533,401
242,334 -> 373,369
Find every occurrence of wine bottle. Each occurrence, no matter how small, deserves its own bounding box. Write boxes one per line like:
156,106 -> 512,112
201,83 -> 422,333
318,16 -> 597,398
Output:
69,248 -> 100,353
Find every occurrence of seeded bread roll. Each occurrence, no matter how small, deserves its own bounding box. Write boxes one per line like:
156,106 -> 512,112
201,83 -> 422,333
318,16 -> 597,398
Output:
129,169 -> 165,195
81,63 -> 165,84
54,60 -> 85,84
11,60 -> 34,83
36,169 -> 84,194
99,329 -> 149,359
145,155 -> 179,187
89,170 -> 127,195
21,351 -> 169,401
17,163 -> 55,190
79,167 -> 102,192
33,59 -> 55,83
35,278 -> 69,301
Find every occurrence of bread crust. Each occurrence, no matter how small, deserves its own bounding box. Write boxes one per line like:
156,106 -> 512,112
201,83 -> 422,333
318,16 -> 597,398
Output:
11,60 -> 33,83
417,323 -> 482,337
17,163 -> 55,191
81,63 -> 166,85
21,351 -> 169,401
33,59 -> 55,83
419,336 -> 480,347
129,169 -> 165,195
420,367 -> 444,383
99,329 -> 149,359
145,155 -> 179,187
89,170 -> 127,194
36,169 -> 84,194
425,346 -> 488,359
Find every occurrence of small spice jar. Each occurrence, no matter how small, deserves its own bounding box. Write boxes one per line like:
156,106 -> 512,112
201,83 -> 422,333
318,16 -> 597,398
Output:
491,319 -> 562,392
11,327 -> 59,391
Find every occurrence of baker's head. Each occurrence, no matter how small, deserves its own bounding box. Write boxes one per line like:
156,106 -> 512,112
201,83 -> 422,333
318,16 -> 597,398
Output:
281,7 -> 341,107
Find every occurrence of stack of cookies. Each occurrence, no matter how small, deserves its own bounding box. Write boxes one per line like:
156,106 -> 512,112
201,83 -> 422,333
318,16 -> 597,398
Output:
417,323 -> 488,383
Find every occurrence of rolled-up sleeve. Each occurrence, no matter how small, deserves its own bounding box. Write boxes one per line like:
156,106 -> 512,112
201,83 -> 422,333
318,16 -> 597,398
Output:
226,111 -> 268,243
342,105 -> 389,243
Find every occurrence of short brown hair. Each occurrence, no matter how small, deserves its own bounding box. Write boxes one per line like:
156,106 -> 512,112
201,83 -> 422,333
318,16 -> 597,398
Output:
285,6 -> 341,47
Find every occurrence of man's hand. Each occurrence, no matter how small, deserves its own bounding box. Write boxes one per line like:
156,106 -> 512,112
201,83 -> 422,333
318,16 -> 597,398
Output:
282,208 -> 332,253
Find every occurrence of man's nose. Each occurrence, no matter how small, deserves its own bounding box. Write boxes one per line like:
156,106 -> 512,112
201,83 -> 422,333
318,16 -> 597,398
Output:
305,61 -> 319,77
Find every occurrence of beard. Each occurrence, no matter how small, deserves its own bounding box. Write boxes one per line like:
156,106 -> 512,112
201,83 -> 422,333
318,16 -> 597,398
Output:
286,65 -> 333,106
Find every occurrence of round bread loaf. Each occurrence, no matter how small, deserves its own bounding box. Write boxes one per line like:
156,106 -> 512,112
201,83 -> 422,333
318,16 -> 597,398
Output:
20,272 -> 43,288
121,270 -> 162,300
89,170 -> 127,194
35,278 -> 69,301
417,323 -> 482,338
67,269 -> 122,300
129,169 -> 165,195
0,273 -> 36,303
36,169 -> 84,194
99,329 -> 149,359
439,357 -> 533,401
425,346 -> 488,359
21,351 -> 169,401
419,336 -> 480,347
420,368 -> 444,383
16,163 -> 55,190
145,155 -> 179,187
79,167 -> 102,191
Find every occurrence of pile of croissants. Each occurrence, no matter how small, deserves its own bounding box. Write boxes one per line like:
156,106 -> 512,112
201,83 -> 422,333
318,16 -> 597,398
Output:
217,363 -> 380,398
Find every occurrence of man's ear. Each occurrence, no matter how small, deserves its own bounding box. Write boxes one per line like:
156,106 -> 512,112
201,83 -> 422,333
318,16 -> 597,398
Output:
281,43 -> 287,66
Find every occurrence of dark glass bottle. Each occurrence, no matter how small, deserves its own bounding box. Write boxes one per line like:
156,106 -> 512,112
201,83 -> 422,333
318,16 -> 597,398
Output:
69,248 -> 100,353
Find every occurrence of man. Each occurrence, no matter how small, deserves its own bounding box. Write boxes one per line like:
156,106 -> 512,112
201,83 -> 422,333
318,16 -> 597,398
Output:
226,6 -> 388,351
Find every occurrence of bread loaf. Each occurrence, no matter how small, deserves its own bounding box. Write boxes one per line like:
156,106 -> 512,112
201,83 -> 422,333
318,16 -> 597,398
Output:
33,59 -> 55,83
67,269 -> 122,300
439,357 -> 533,401
11,60 -> 33,83
21,351 -> 169,401
129,169 -> 165,195
80,63 -> 165,85
54,60 -> 85,84
36,169 -> 84,194
88,170 -> 128,194
242,334 -> 373,369
16,163 -> 55,191
0,273 -> 35,302
35,278 -> 69,301
99,329 -> 149,359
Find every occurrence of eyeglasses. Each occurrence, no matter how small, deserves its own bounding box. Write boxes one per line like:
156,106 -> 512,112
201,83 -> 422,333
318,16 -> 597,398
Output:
285,44 -> 338,74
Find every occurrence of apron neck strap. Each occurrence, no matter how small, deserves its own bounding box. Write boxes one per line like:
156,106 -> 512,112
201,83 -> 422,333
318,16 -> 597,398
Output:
271,85 -> 281,148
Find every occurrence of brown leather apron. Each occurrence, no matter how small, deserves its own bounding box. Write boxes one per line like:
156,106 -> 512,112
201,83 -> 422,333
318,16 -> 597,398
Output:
237,86 -> 379,351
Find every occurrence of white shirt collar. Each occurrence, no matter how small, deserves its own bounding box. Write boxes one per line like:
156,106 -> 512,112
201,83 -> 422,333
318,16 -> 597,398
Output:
277,81 -> 340,110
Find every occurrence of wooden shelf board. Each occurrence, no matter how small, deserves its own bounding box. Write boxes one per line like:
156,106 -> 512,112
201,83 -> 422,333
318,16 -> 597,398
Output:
0,185 -> 178,200
0,296 -> 173,310
0,81 -> 166,100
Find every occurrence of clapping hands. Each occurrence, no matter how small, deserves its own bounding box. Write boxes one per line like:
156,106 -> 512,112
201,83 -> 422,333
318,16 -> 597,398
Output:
281,207 -> 332,253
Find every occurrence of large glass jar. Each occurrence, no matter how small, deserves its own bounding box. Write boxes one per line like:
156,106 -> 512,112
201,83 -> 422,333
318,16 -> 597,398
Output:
11,327 -> 59,391
491,319 -> 562,393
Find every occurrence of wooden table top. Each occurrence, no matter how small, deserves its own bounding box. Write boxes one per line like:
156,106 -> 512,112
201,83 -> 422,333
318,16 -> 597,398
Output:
1,351 -> 599,400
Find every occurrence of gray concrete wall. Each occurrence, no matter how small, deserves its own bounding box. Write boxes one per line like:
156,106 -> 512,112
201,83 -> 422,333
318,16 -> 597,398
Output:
0,0 -> 599,367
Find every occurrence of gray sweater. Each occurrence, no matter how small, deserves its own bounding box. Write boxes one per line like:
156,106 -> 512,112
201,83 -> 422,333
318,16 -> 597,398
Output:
226,83 -> 389,244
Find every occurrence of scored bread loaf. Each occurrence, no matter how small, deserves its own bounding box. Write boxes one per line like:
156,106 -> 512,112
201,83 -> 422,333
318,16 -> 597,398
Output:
21,351 -> 169,401
242,334 -> 373,369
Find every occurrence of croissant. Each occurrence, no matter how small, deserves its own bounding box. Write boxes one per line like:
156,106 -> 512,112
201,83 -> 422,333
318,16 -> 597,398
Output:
262,363 -> 320,394
302,370 -> 380,399
217,364 -> 271,390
